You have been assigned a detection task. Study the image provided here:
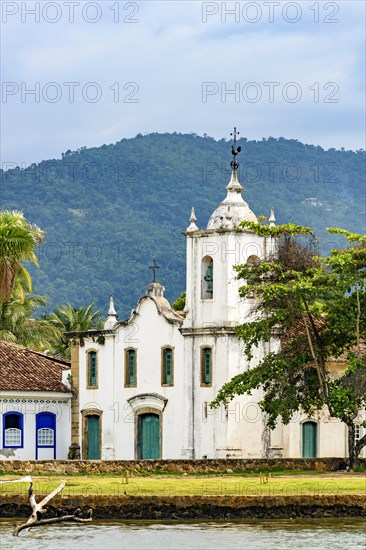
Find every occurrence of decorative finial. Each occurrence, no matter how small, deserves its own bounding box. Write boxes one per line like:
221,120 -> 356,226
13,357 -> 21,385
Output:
187,207 -> 199,231
108,296 -> 117,316
230,126 -> 241,171
104,295 -> 117,329
149,259 -> 160,282
190,207 -> 197,224
269,208 -> 276,227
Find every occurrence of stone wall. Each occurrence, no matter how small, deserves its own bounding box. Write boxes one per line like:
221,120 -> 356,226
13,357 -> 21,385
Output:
1,494 -> 365,520
1,457 -> 365,475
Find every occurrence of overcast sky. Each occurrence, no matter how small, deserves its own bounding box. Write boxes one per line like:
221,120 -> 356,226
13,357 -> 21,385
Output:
1,0 -> 365,166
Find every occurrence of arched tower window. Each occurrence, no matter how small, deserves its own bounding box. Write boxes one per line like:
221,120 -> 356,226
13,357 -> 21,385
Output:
245,255 -> 261,299
201,256 -> 214,299
246,255 -> 261,267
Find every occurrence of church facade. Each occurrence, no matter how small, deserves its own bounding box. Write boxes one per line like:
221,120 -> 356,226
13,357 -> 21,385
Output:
70,150 -> 365,461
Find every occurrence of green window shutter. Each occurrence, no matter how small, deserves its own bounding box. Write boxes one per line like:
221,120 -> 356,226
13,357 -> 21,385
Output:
88,352 -> 97,387
203,348 -> 211,384
128,350 -> 136,385
163,349 -> 173,385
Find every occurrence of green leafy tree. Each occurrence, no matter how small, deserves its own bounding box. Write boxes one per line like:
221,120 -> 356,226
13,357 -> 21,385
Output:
0,288 -> 58,351
0,210 -> 44,300
211,222 -> 366,469
172,291 -> 186,311
45,303 -> 103,359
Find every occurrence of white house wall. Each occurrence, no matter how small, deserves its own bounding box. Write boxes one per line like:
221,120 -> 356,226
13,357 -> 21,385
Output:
0,392 -> 71,460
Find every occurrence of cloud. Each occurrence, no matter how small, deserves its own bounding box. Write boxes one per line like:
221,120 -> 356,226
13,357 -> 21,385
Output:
1,0 -> 365,165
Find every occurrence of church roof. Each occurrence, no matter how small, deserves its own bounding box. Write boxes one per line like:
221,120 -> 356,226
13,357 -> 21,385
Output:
138,282 -> 184,324
0,341 -> 71,393
207,168 -> 257,230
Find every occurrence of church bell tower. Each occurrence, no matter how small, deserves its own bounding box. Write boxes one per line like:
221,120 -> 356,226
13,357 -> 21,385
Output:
181,128 -> 276,459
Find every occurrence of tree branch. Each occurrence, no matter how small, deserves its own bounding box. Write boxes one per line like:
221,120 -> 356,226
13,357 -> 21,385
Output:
13,481 -> 93,536
14,513 -> 93,536
355,268 -> 361,356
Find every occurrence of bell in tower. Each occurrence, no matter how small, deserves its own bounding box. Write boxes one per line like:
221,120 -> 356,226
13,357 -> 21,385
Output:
203,263 -> 213,293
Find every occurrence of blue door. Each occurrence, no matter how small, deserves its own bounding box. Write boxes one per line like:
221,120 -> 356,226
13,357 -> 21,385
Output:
36,412 -> 56,459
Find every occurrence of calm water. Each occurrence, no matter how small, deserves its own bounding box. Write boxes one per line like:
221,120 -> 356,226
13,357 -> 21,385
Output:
1,519 -> 365,550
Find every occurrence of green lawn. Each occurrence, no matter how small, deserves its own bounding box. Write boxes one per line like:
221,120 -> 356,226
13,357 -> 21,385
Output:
1,475 -> 365,497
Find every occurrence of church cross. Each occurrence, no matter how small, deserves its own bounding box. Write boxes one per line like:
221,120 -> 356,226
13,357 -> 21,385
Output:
230,126 -> 239,146
149,259 -> 160,282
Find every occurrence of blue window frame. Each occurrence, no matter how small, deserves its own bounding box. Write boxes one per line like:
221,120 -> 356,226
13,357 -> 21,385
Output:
3,412 -> 24,448
36,412 -> 56,459
88,351 -> 97,387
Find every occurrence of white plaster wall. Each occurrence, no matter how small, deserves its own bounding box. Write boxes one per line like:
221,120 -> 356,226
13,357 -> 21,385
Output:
79,297 -> 186,459
0,392 -> 71,460
281,410 -> 366,458
184,228 -> 280,459
185,231 -> 268,327
190,333 -> 274,459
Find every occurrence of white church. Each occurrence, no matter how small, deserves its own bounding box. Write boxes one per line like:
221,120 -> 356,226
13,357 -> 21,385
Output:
68,140 -> 365,462
1,138 -> 364,462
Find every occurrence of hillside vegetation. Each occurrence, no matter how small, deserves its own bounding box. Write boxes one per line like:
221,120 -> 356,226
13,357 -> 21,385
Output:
1,133 -> 365,316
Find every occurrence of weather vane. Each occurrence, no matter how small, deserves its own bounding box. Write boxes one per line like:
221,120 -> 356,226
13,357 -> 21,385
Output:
149,259 -> 160,282
230,126 -> 241,171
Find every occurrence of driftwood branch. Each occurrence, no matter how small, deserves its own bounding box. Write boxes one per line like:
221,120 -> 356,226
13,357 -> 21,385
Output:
13,481 -> 93,536
14,513 -> 93,536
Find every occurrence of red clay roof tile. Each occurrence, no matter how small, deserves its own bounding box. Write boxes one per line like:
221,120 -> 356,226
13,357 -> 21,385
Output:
0,341 -> 71,393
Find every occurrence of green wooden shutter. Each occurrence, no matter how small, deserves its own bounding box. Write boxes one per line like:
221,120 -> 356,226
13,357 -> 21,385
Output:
88,352 -> 97,387
163,349 -> 173,384
128,350 -> 136,385
203,348 -> 211,384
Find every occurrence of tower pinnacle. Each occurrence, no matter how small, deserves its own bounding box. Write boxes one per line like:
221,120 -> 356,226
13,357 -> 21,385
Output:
206,127 -> 257,230
269,208 -> 276,227
186,207 -> 199,231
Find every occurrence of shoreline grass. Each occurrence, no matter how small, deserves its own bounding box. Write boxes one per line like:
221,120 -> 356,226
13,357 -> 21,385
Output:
1,475 -> 365,497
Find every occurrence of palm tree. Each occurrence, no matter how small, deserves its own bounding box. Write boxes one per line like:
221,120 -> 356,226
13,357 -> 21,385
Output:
45,304 -> 104,359
0,210 -> 44,300
0,290 -> 58,351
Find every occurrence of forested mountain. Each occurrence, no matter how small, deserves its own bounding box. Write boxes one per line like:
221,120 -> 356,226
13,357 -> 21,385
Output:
1,133 -> 365,317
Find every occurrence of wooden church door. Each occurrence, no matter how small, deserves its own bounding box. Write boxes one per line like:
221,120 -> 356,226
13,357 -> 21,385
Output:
302,421 -> 317,458
138,413 -> 160,459
87,415 -> 100,459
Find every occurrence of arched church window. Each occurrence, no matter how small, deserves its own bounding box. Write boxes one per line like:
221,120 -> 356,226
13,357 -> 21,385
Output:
87,351 -> 98,388
3,412 -> 23,448
201,347 -> 212,386
125,348 -> 137,387
201,256 -> 214,299
245,255 -> 261,298
162,347 -> 174,386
